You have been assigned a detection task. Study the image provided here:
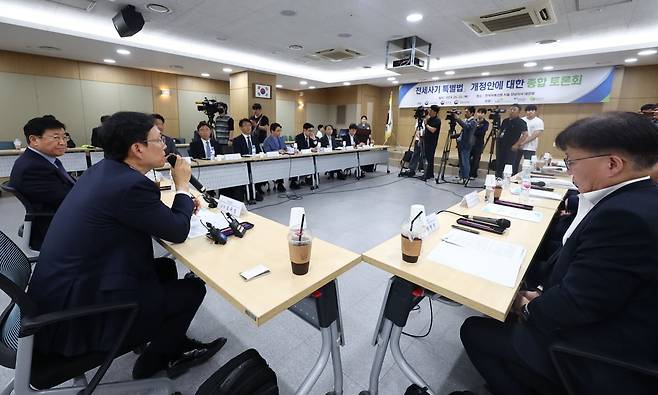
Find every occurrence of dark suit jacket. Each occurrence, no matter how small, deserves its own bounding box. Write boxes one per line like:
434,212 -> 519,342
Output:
163,134 -> 178,156
232,133 -> 261,156
515,179 -> 658,394
344,133 -> 357,147
27,159 -> 194,356
319,134 -> 337,149
188,138 -> 222,159
294,133 -> 317,150
91,126 -> 103,148
9,148 -> 74,250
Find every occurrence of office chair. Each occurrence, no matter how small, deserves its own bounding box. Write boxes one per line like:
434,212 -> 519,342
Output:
0,230 -> 175,395
0,181 -> 53,256
550,342 -> 658,395
0,142 -> 15,150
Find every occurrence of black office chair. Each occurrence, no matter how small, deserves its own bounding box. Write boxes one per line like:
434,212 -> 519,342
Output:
0,230 -> 175,394
0,142 -> 15,150
550,342 -> 658,395
0,181 -> 55,255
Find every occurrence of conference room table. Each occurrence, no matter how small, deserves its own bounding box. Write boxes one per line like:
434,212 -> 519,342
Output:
358,179 -> 571,395
158,189 -> 361,395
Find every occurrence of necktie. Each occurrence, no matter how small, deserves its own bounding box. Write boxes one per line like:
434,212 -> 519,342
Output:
54,158 -> 75,185
204,140 -> 211,158
247,136 -> 253,153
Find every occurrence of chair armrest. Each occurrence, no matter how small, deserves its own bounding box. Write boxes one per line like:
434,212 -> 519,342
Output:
21,302 -> 139,395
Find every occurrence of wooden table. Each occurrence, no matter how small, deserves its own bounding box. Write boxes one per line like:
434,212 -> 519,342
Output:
359,186 -> 569,395
158,191 -> 361,394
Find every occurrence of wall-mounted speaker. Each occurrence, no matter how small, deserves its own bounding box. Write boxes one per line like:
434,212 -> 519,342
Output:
112,5 -> 144,37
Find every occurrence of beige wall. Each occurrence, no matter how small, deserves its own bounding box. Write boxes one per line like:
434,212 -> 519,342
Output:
0,50 -> 228,144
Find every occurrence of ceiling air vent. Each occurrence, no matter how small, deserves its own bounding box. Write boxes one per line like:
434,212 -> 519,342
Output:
45,0 -> 97,12
312,48 -> 363,62
463,0 -> 556,36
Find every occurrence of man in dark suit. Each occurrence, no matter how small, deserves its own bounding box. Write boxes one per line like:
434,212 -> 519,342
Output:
152,113 -> 179,155
290,123 -> 318,189
233,118 -> 265,200
91,115 -> 110,147
188,121 -> 222,160
9,116 -> 74,250
455,112 -> 658,395
319,125 -> 345,180
28,111 -> 225,380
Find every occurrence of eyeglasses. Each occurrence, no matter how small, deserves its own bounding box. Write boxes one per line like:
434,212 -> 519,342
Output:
39,135 -> 70,142
141,138 -> 166,146
564,153 -> 610,170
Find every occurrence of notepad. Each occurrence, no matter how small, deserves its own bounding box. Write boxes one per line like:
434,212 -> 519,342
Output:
427,230 -> 526,287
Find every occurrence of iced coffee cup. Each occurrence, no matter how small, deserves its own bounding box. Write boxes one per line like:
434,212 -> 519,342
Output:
401,234 -> 422,263
288,229 -> 313,275
400,209 -> 426,263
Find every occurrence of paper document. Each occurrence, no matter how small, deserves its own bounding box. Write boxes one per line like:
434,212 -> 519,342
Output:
482,203 -> 544,223
511,186 -> 563,202
188,209 -> 230,239
427,230 -> 526,287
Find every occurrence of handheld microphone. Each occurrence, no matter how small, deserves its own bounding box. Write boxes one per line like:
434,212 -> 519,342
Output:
531,181 -> 546,187
462,215 -> 511,229
166,155 -> 206,193
222,212 -> 246,238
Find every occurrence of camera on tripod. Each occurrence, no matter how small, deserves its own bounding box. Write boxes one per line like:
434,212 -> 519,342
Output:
445,108 -> 461,121
414,106 -> 428,119
196,98 -> 226,125
486,107 -> 506,121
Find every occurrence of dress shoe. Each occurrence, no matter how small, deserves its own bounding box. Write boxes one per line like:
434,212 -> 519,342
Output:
133,351 -> 168,379
337,173 -> 346,180
255,192 -> 264,201
290,181 -> 300,190
276,183 -> 286,192
166,337 -> 227,378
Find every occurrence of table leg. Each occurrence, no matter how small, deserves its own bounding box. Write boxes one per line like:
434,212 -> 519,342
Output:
363,318 -> 393,395
330,321 -> 343,395
296,326 -> 332,395
389,325 -> 435,394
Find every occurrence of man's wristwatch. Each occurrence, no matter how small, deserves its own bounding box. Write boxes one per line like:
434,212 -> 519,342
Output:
521,303 -> 530,321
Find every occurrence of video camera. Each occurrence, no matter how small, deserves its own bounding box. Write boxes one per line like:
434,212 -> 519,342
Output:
445,108 -> 461,121
196,98 -> 227,125
414,106 -> 429,119
486,107 -> 506,121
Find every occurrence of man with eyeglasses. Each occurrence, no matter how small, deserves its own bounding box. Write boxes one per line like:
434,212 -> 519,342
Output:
9,116 -> 75,250
456,112 -> 658,395
28,111 -> 226,380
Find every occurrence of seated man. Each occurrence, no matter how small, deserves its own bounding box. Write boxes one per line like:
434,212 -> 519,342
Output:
189,121 -> 221,159
319,125 -> 345,180
152,113 -> 179,155
262,122 -> 287,193
456,112 -> 658,395
344,123 -> 364,148
233,118 -> 265,200
290,123 -> 317,189
28,111 -> 225,379
9,116 -> 74,250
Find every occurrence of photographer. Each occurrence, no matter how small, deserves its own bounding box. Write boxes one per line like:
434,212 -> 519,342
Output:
496,104 -> 528,178
469,109 -> 489,178
421,105 -> 441,181
250,103 -> 269,145
452,107 -> 477,182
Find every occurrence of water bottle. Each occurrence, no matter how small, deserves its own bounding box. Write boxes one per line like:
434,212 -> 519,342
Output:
209,145 -> 216,160
251,145 -> 256,155
520,160 -> 532,204
503,164 -> 513,190
367,137 -> 371,146
13,138 -> 21,150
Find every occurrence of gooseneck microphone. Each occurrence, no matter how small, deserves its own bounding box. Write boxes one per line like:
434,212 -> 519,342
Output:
166,155 -> 206,193
462,215 -> 511,229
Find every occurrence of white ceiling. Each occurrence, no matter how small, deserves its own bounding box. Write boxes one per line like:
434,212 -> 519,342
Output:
1,0 -> 658,89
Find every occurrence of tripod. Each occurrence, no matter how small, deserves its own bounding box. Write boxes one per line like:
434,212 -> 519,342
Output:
484,114 -> 501,175
398,118 -> 426,177
436,119 -> 466,185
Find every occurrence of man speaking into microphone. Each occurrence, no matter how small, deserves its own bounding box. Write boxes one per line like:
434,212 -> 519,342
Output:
28,112 -> 226,379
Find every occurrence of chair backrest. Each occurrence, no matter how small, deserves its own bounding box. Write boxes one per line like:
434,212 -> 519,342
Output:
0,141 -> 15,150
0,181 -> 36,215
0,231 -> 36,368
174,138 -> 186,144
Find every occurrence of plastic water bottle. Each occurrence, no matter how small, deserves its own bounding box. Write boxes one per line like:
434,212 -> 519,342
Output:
520,160 -> 532,204
13,138 -> 21,150
209,145 -> 216,160
251,145 -> 256,155
503,165 -> 513,190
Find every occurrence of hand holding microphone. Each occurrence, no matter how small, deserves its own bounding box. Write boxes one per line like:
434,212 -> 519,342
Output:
167,155 -> 206,194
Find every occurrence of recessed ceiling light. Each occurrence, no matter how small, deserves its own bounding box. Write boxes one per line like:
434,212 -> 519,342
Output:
444,70 -> 455,75
481,72 -> 490,76
523,62 -> 538,67
201,73 -> 210,77
536,39 -> 559,45
299,80 -> 308,85
343,82 -> 351,86
146,3 -> 171,13
103,58 -> 116,64
386,77 -> 397,81
625,57 -> 638,63
288,44 -> 303,51
338,33 -> 352,38
275,84 -> 283,88
392,81 -> 399,85
309,86 -> 316,89
542,65 -> 554,71
638,49 -> 657,56
406,13 -> 423,22
116,49 -> 130,55
222,67 -> 232,72
431,76 -> 439,80
280,10 -> 297,16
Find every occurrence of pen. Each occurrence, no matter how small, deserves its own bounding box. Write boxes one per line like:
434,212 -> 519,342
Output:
452,224 -> 480,234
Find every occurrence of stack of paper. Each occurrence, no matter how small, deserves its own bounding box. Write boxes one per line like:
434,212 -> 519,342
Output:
427,230 -> 526,287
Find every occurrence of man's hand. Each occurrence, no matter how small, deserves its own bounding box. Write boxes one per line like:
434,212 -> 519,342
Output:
513,290 -> 540,314
170,155 -> 191,193
192,195 -> 201,214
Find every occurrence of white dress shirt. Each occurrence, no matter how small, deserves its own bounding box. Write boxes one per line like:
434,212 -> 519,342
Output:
562,176 -> 649,244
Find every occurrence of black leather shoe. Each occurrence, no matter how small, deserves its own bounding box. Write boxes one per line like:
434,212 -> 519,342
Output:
255,192 -> 264,201
290,181 -> 300,190
276,183 -> 286,192
166,337 -> 227,379
132,351 -> 168,379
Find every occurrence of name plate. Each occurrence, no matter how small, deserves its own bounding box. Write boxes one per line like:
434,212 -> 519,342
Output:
460,191 -> 480,208
345,146 -> 355,151
425,212 -> 438,235
266,151 -> 280,158
218,195 -> 247,217
300,149 -> 312,154
224,153 -> 241,160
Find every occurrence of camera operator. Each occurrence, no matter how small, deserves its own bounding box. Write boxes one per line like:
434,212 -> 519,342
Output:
496,104 -> 528,178
421,105 -> 441,181
469,108 -> 489,178
250,103 -> 269,145
452,106 -> 478,182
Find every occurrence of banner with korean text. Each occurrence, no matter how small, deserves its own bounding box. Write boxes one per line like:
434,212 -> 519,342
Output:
398,67 -> 614,108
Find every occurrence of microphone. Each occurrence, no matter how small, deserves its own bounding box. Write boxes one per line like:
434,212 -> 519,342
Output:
531,181 -> 546,187
462,215 -> 511,229
166,155 -> 206,194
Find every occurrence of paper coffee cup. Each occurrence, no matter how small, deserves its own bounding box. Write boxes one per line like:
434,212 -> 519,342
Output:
401,235 -> 422,263
289,232 -> 312,275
